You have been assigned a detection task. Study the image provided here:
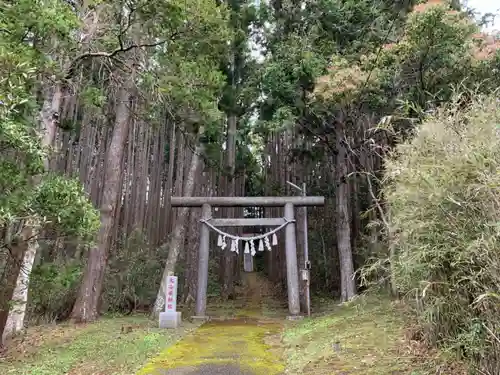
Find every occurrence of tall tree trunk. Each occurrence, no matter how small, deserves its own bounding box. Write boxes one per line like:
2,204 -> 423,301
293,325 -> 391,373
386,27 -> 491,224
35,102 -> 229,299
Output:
164,121 -> 176,235
71,79 -> 133,323
2,85 -> 63,340
1,226 -> 25,345
153,126 -> 205,317
2,234 -> 38,340
221,114 -> 237,299
182,169 -> 208,309
335,120 -> 356,302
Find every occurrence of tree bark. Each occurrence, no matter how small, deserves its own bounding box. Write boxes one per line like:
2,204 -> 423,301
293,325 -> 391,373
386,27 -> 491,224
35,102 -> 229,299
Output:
0,223 -> 34,345
221,114 -> 237,299
152,126 -> 205,317
71,79 -> 133,323
2,85 -> 63,340
164,122 -> 176,234
335,120 -> 356,302
182,170 -> 208,308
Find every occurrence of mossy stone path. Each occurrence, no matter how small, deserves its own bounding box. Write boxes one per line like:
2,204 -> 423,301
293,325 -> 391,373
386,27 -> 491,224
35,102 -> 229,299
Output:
137,318 -> 285,375
138,273 -> 286,375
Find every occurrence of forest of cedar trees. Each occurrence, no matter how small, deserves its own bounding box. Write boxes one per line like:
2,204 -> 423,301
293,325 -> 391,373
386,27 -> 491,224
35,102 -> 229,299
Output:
1,0 -> 500,373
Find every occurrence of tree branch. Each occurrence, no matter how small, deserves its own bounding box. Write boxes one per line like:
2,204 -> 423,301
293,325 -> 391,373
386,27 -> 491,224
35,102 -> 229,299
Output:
65,36 -> 174,79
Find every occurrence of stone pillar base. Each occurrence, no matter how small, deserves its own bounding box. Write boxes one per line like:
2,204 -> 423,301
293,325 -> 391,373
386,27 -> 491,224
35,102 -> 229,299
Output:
159,311 -> 182,328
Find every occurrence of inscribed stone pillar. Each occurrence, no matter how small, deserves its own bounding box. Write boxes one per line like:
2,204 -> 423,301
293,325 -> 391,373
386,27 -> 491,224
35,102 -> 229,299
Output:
284,203 -> 300,315
159,275 -> 181,328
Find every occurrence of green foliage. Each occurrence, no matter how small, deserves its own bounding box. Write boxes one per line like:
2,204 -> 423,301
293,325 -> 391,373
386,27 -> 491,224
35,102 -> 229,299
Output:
0,0 -> 79,39
104,230 -> 164,312
393,4 -> 475,100
80,86 -> 106,109
0,0 -> 80,78
28,261 -> 83,323
0,0 -> 99,244
259,35 -> 325,129
1,75 -> 99,237
139,0 -> 232,147
385,95 -> 500,373
307,0 -> 396,57
158,58 -> 226,125
366,3 -> 495,118
32,176 -> 100,240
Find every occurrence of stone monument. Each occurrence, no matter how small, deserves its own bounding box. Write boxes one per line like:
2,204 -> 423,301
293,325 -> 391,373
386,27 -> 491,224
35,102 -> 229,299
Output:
159,275 -> 181,328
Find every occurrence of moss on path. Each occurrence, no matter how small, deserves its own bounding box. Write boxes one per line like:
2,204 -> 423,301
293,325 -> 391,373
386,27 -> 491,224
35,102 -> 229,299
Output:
137,318 -> 285,375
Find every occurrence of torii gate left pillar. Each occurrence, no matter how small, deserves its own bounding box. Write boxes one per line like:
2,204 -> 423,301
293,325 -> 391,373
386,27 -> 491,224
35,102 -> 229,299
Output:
170,196 -> 325,318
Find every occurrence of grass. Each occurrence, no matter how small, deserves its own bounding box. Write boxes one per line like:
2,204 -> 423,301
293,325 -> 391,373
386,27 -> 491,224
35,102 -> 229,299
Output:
282,294 -> 464,375
138,318 -> 284,375
0,278 -> 464,375
0,314 -> 197,375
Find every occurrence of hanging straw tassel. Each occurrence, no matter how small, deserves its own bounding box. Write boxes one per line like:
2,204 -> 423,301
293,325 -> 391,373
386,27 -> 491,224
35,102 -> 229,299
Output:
217,234 -> 223,247
264,236 -> 271,251
272,233 -> 278,246
250,240 -> 256,256
244,241 -> 250,254
258,238 -> 264,251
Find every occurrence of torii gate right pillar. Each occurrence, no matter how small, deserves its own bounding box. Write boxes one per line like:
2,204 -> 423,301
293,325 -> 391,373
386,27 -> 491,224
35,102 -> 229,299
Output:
284,203 -> 300,315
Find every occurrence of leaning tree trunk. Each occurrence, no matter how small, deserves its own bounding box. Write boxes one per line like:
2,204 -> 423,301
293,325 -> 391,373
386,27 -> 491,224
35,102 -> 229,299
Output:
71,80 -> 133,323
335,120 -> 356,302
2,85 -> 63,340
152,126 -> 205,317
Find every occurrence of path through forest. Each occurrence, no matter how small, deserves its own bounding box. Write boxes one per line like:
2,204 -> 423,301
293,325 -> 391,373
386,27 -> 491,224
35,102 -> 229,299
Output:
137,272 -> 286,375
137,318 -> 284,375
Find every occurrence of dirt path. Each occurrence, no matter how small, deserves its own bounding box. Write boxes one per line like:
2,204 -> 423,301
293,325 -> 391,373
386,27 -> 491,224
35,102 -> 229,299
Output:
137,273 -> 286,375
137,318 -> 285,375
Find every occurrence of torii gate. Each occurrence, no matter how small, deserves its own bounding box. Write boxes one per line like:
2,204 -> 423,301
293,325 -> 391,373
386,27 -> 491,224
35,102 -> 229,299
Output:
171,196 -> 325,318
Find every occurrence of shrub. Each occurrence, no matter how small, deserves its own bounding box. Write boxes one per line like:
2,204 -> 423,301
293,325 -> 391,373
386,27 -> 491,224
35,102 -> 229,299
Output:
384,95 -> 500,373
103,230 -> 164,313
28,261 -> 82,323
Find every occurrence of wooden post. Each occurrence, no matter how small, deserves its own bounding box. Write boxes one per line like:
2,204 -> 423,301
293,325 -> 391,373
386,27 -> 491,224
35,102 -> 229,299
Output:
195,203 -> 211,317
284,203 -> 300,316
302,183 -> 311,317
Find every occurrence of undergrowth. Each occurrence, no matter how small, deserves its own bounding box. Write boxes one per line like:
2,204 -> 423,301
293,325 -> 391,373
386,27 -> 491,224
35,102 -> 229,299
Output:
283,294 -> 464,375
385,94 -> 500,374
